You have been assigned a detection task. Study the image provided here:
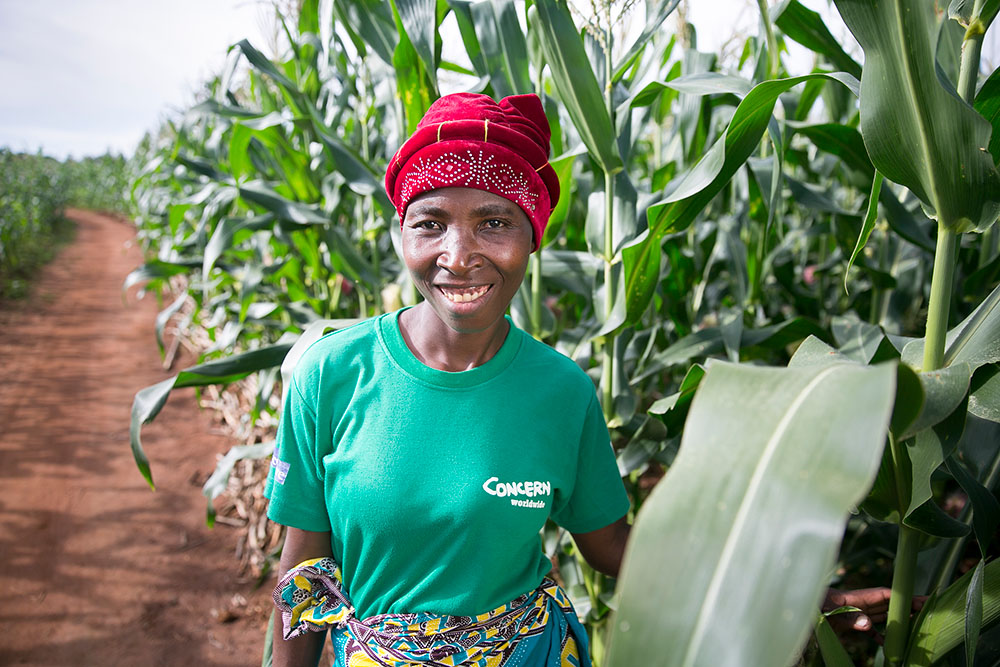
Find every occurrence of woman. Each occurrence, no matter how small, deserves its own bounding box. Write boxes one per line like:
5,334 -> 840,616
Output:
265,92 -> 631,667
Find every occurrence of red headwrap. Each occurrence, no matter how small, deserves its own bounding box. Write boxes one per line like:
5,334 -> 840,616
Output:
384,93 -> 559,252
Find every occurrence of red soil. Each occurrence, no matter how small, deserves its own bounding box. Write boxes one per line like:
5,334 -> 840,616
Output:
0,210 -> 273,666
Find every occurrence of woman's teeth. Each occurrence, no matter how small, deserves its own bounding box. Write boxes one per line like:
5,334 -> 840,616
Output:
441,285 -> 489,303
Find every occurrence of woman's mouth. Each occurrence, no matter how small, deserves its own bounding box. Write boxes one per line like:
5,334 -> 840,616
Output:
439,285 -> 491,303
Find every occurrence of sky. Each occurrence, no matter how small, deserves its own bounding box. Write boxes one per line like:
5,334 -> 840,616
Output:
0,0 -> 995,161
0,0 -> 274,159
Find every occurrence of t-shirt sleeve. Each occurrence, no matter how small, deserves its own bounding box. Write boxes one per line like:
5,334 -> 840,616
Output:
264,372 -> 332,532
550,393 -> 631,533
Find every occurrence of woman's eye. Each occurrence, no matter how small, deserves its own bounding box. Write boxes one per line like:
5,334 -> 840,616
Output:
483,218 -> 507,229
413,220 -> 441,230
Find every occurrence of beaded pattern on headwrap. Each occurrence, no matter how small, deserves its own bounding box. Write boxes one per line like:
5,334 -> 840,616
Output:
398,149 -> 540,215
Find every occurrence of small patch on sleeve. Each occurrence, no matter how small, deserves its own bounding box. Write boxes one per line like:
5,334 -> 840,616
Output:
271,456 -> 291,485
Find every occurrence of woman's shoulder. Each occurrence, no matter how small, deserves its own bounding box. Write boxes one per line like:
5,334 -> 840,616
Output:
513,327 -> 595,393
291,316 -> 380,382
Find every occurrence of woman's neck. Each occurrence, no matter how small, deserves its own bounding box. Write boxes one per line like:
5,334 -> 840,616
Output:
398,303 -> 511,372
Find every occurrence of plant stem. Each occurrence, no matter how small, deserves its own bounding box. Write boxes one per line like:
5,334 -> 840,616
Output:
884,525 -> 920,666
531,59 -> 544,339
923,223 -> 959,371
884,429 -> 919,667
600,2 -> 616,423
756,0 -> 779,81
958,1 -> 987,103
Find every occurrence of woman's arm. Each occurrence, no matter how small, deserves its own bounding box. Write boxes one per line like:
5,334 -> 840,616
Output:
570,517 -> 631,578
271,527 -> 334,667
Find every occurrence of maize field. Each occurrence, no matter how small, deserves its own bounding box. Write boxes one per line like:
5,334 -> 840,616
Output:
120,1 -> 1000,665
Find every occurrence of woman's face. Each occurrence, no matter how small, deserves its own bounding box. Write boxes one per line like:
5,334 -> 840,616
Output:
401,187 -> 533,335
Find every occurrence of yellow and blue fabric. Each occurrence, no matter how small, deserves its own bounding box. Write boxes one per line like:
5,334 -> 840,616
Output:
274,557 -> 591,667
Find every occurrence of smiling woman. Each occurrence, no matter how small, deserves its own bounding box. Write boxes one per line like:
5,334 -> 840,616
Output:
263,93 -> 632,667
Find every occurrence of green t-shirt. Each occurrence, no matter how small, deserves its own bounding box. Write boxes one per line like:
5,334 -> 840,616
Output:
265,310 -> 629,620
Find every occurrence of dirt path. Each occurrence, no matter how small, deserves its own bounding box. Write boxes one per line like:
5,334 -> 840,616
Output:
0,210 -> 273,666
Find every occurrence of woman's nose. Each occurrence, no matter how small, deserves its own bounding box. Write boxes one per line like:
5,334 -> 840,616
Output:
436,228 -> 483,273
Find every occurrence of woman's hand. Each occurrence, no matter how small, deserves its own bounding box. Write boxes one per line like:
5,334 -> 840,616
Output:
823,587 -> 926,636
271,527 -> 334,667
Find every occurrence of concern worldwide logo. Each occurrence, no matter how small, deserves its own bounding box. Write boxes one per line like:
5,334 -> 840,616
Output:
481,476 -> 551,509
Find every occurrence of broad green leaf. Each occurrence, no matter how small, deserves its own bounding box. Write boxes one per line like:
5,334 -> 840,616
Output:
531,0 -> 623,174
845,171 -> 884,293
446,0 -> 488,75
304,108 -> 389,207
878,184 -> 936,252
974,66 -> 1000,164
946,454 -> 1000,557
624,72 -> 858,323
234,40 -> 302,108
891,364 -> 926,439
902,396 -> 970,536
791,334 -> 924,445
388,0 -> 437,133
175,154 -> 224,180
331,0 -> 397,65
831,315 -> 897,365
129,342 -> 293,488
949,0 -> 1000,29
123,259 -> 200,292
862,440 -> 902,524
901,363 -> 972,439
203,215 -> 275,283
905,495 -> 972,537
793,123 -> 873,177
834,0 -> 1000,233
634,72 -> 753,100
676,49 -> 716,161
787,335 -> 850,368
935,12 -> 966,90
238,181 -> 329,224
774,0 -> 863,78
129,376 -> 177,489
540,154 -> 576,247
966,560 -> 985,667
944,281 -> 1000,370
906,558 -> 1000,665
647,363 -> 705,437
539,248 -> 602,296
469,0 -> 531,97
969,363 -> 1000,422
324,225 -> 378,285
394,0 -> 438,79
613,0 -> 681,80
815,613 -> 855,667
607,361 -> 894,667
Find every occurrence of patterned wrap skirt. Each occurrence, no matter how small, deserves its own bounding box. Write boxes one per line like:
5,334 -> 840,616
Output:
273,557 -> 592,667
